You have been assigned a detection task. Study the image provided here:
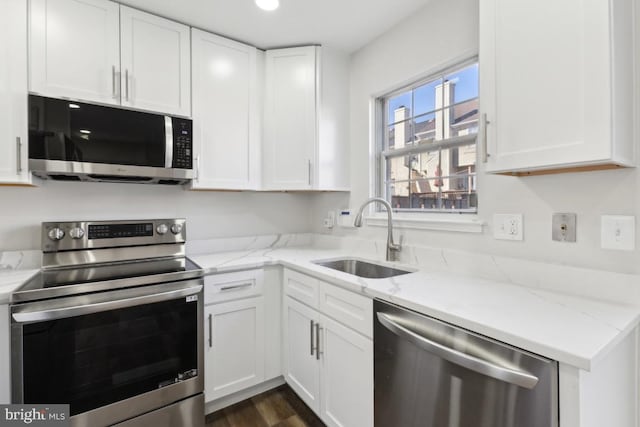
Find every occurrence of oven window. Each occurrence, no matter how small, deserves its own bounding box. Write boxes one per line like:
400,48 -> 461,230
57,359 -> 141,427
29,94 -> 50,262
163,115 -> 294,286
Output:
28,95 -> 166,167
21,297 -> 198,416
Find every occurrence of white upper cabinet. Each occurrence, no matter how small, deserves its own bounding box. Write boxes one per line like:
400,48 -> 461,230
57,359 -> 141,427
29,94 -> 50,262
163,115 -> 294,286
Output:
480,0 -> 635,175
191,29 -> 260,190
120,6 -> 191,117
0,0 -> 30,185
263,46 -> 349,191
29,0 -> 120,105
29,0 -> 191,116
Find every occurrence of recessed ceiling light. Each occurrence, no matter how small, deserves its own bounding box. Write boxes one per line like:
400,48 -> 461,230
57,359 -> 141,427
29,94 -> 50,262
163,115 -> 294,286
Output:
255,0 -> 279,11
79,129 -> 91,134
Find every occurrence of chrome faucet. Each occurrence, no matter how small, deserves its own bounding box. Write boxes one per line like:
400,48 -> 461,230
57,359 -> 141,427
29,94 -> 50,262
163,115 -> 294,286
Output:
354,197 -> 401,262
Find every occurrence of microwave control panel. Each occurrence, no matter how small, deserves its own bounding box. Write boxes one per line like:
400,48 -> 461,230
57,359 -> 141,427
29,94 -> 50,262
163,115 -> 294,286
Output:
172,118 -> 193,169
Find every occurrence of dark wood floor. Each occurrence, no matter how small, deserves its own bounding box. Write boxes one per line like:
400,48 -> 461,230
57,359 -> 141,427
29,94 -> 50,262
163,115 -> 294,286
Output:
205,385 -> 325,427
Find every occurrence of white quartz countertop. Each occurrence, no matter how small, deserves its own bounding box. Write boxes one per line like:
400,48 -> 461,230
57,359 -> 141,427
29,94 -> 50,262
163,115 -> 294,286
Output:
0,269 -> 39,304
1,245 -> 637,371
190,247 -> 640,371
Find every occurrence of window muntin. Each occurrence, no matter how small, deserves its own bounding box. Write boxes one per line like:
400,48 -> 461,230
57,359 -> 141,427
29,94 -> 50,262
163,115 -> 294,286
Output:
379,60 -> 479,213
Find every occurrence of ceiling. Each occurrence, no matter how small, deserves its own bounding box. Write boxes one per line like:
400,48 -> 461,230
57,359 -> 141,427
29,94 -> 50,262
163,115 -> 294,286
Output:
118,0 -> 431,53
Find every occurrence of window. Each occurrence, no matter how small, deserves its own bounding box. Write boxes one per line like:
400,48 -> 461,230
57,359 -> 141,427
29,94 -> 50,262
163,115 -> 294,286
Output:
377,60 -> 479,213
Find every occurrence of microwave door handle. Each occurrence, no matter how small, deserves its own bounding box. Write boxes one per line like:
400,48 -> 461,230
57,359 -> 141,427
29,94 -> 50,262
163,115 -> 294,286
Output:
376,312 -> 539,389
165,116 -> 173,168
13,285 -> 203,323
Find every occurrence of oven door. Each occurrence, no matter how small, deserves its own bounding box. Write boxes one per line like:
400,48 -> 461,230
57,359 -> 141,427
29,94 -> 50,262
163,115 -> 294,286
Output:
11,279 -> 204,427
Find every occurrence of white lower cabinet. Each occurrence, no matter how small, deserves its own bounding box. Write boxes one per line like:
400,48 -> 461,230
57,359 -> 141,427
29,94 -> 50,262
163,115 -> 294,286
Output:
283,269 -> 373,427
204,269 -> 268,403
204,297 -> 265,402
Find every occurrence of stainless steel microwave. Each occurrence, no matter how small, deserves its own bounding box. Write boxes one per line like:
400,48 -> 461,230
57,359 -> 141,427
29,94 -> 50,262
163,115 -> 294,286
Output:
28,95 -> 193,185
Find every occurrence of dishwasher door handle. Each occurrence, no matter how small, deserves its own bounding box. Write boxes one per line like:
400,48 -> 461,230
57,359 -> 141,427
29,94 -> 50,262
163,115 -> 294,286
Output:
376,312 -> 539,389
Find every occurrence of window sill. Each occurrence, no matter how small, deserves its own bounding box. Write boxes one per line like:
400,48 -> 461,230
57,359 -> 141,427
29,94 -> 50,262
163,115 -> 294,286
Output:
365,213 -> 485,233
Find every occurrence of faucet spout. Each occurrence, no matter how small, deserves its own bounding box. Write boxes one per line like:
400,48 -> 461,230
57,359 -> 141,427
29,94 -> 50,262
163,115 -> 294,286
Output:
353,197 -> 401,262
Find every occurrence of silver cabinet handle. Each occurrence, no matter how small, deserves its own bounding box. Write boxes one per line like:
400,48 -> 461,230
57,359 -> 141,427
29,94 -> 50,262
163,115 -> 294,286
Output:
220,282 -> 253,292
125,69 -> 130,101
310,320 -> 315,356
112,65 -> 117,99
315,322 -> 321,360
13,285 -> 203,323
307,159 -> 312,186
482,113 -> 490,163
376,312 -> 539,389
208,313 -> 213,348
195,155 -> 200,181
16,137 -> 22,173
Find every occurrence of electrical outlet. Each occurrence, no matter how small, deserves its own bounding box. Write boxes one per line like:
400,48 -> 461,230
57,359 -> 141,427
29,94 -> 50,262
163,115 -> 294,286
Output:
601,215 -> 635,250
493,214 -> 523,241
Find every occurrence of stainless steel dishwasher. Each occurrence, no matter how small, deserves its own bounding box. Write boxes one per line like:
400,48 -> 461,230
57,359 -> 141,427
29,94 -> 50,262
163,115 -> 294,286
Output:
374,300 -> 558,427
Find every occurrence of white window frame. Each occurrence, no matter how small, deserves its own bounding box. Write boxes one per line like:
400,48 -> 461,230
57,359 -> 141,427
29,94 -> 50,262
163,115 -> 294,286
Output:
368,57 -> 484,233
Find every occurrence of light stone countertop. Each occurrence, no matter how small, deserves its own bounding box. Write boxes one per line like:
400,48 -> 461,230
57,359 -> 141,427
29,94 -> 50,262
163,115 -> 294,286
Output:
1,245 -> 637,372
189,246 -> 640,372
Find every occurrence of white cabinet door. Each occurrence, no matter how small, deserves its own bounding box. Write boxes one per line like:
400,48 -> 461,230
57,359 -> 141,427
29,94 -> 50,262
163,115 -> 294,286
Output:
319,314 -> 373,427
263,46 -> 318,190
191,30 -> 260,190
0,0 -> 30,184
480,0 -> 634,174
119,6 -> 190,116
204,297 -> 265,402
29,0 -> 120,105
283,296 -> 321,413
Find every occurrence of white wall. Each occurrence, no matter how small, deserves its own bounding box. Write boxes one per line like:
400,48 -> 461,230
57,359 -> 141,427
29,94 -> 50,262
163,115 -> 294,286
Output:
0,180 -> 313,251
313,0 -> 640,275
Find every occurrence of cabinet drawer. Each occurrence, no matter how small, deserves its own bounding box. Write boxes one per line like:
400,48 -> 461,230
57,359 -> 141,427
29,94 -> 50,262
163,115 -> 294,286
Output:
284,269 -> 319,308
205,269 -> 264,304
319,281 -> 372,338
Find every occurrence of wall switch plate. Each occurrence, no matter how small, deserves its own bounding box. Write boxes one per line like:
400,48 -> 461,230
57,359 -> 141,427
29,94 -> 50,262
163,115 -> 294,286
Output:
493,214 -> 523,241
552,213 -> 576,242
601,215 -> 635,251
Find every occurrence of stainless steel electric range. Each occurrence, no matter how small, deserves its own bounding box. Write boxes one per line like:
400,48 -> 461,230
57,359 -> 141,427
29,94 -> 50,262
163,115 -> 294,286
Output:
10,219 -> 204,427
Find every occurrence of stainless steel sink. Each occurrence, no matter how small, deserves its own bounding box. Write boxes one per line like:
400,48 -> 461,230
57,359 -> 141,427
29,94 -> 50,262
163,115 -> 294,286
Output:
312,258 -> 412,279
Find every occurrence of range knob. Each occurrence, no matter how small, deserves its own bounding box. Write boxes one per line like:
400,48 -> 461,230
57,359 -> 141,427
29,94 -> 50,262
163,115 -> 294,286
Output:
156,224 -> 168,235
69,227 -> 85,239
170,223 -> 183,235
48,227 -> 65,241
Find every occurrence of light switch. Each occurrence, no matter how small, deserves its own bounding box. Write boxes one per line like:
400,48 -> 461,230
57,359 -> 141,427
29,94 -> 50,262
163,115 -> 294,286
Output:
601,215 -> 635,251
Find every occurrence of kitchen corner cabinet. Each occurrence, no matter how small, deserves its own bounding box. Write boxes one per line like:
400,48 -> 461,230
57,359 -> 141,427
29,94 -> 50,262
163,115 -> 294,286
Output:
283,270 -> 373,427
29,0 -> 191,117
0,0 -> 30,185
479,0 -> 635,175
263,46 -> 350,191
190,30 -> 261,190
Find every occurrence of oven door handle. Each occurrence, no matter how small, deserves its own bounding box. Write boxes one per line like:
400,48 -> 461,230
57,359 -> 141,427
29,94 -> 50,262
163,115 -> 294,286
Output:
12,285 -> 203,323
376,312 -> 539,389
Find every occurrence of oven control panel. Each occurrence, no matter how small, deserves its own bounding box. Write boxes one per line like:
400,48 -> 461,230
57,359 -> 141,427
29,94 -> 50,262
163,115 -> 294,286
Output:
42,219 -> 187,253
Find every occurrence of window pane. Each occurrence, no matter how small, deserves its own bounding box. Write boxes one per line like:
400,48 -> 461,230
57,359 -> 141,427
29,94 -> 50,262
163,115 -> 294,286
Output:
387,91 -> 412,125
387,180 -> 411,209
406,150 -> 439,178
413,78 -> 442,116
445,63 -> 479,104
413,113 -> 437,145
447,98 -> 479,138
386,156 -> 411,183
409,177 -> 477,211
440,144 -> 476,177
387,121 -> 412,150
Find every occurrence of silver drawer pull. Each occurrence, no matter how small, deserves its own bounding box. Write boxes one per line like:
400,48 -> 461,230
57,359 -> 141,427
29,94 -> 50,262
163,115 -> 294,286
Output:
377,312 -> 539,389
16,137 -> 22,172
219,282 -> 253,292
